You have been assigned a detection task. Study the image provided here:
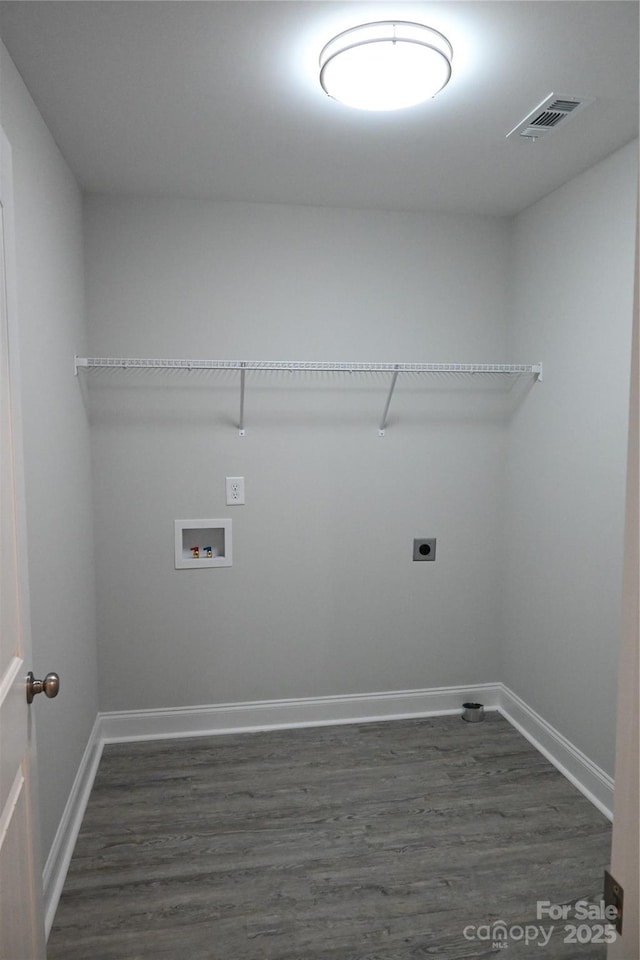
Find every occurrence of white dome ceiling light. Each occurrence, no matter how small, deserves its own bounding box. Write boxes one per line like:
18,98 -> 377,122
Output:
319,21 -> 453,112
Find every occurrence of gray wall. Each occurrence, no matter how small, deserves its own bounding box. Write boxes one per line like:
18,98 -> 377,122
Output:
503,141 -> 638,775
0,42 -> 98,859
85,152 -> 637,777
85,198 -> 512,711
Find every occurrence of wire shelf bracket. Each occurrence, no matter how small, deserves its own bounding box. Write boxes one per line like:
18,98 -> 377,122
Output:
74,356 -> 543,434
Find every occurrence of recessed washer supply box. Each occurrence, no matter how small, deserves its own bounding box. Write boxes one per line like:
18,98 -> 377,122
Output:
174,519 -> 232,569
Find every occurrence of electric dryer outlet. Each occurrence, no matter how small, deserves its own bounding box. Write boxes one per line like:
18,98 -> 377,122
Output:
413,538 -> 436,561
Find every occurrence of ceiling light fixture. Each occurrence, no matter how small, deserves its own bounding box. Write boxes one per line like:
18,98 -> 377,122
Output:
319,21 -> 453,112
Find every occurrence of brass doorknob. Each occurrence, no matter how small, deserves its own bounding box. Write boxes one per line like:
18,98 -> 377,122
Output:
26,671 -> 60,704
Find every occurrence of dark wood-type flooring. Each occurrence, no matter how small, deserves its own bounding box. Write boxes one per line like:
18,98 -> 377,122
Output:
47,714 -> 612,960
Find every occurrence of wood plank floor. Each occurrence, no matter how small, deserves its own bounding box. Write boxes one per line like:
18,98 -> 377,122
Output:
47,714 -> 612,960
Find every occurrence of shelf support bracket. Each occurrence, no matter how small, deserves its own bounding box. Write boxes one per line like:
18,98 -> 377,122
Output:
239,364 -> 246,436
379,366 -> 400,436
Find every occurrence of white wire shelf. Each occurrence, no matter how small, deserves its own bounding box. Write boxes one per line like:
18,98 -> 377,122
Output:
74,356 -> 543,435
75,357 -> 542,375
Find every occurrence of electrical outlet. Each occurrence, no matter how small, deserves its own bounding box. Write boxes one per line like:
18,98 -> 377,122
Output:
226,477 -> 245,505
413,538 -> 436,561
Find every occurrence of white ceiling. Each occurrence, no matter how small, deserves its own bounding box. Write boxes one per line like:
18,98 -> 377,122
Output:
0,1 -> 637,216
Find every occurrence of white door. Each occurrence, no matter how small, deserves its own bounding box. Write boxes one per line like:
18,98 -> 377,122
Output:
0,127 -> 47,960
608,202 -> 639,957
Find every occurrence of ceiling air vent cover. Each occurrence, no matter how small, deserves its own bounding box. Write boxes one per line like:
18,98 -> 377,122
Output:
507,93 -> 594,141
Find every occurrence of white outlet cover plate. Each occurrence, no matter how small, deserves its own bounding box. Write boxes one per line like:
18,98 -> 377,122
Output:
226,476 -> 245,505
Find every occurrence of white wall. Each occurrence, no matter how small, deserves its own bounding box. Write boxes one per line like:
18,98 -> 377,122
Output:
0,42 -> 98,859
84,197 -> 512,711
503,140 -> 638,776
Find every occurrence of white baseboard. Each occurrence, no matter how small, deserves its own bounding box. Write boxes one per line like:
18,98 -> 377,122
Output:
99,684 -> 613,818
42,713 -> 104,939
99,682 -> 501,742
497,684 -> 614,820
44,682 -> 613,939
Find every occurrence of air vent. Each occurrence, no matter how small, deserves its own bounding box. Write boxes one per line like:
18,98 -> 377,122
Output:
507,93 -> 594,141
